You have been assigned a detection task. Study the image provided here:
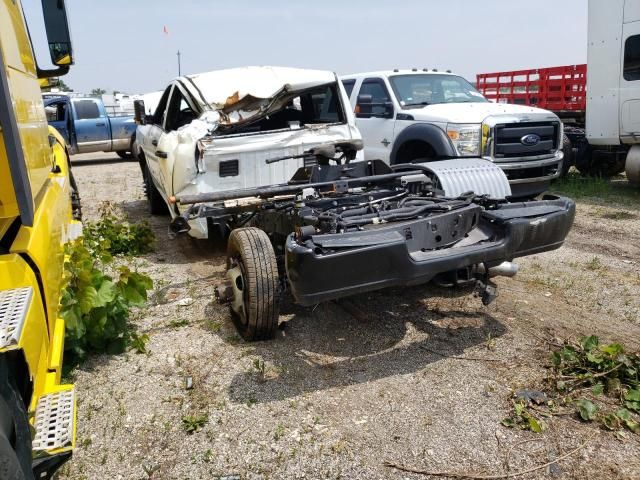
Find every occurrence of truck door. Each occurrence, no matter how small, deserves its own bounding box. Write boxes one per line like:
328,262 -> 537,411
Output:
354,78 -> 396,162
72,98 -> 110,153
620,22 -> 640,138
45,99 -> 70,145
140,85 -> 176,198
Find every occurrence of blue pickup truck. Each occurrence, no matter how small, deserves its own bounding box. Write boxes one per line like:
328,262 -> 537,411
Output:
43,94 -> 137,157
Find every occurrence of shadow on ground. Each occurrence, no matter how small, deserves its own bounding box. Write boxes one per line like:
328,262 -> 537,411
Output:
71,157 -> 138,167
118,192 -> 507,404
225,285 -> 506,404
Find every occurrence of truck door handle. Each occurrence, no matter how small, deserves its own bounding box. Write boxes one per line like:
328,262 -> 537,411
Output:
96,122 -> 106,126
152,140 -> 158,146
156,150 -> 168,159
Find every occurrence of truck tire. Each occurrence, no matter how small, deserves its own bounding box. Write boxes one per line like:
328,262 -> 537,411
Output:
226,228 -> 280,341
116,135 -> 137,160
0,362 -> 33,480
575,142 -> 625,177
143,165 -> 168,215
560,134 -> 573,178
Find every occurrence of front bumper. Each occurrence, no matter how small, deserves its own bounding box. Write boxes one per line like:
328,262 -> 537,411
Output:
285,196 -> 575,306
492,151 -> 564,185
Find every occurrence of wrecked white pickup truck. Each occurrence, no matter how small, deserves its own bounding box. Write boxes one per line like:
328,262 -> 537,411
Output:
133,66 -> 362,238
134,66 -> 575,342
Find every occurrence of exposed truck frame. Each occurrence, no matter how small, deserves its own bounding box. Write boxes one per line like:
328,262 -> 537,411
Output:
476,0 -> 640,183
0,1 -> 79,478
171,144 -> 576,341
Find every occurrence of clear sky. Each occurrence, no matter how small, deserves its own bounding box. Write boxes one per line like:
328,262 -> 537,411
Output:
36,0 -> 589,94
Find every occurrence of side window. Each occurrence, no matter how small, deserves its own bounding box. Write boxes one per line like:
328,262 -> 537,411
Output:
45,101 -> 66,122
152,86 -> 172,126
341,79 -> 355,99
624,35 -> 640,81
164,87 -> 197,131
74,100 -> 101,120
299,85 -> 343,123
356,78 -> 392,117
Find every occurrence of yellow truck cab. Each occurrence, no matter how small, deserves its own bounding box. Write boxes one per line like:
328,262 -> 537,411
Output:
0,1 -> 79,478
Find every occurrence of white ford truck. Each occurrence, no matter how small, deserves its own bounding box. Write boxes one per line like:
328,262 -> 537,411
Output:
341,70 -> 565,198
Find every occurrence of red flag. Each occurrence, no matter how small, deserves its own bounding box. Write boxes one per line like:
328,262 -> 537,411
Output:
163,26 -> 169,35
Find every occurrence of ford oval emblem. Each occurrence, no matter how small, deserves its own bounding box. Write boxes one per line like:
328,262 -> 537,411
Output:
521,133 -> 541,146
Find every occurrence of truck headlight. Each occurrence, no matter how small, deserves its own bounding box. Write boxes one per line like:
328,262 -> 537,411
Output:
446,124 -> 481,156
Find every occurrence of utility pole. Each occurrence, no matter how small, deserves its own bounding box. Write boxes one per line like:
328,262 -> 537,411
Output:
177,50 -> 181,76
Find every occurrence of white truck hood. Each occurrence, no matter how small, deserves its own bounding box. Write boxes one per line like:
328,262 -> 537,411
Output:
405,102 -> 558,124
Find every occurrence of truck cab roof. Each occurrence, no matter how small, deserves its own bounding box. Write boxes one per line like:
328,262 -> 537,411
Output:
341,69 -> 458,80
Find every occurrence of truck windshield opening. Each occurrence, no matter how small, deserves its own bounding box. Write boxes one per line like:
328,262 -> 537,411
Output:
390,74 -> 488,107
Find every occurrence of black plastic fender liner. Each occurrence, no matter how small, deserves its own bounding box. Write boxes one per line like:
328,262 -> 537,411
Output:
390,123 -> 457,164
285,196 -> 575,306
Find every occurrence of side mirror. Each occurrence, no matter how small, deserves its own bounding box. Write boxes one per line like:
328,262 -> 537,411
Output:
42,0 -> 73,67
134,100 -> 146,125
356,95 -> 394,119
381,101 -> 394,119
356,94 -> 373,116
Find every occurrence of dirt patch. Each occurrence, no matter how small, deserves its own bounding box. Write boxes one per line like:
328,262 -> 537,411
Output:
59,154 -> 640,479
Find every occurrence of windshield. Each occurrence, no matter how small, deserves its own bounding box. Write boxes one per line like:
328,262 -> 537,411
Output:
389,74 -> 488,107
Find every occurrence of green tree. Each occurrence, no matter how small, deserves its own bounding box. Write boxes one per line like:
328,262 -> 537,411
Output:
57,78 -> 73,91
40,77 -> 73,92
91,88 -> 107,96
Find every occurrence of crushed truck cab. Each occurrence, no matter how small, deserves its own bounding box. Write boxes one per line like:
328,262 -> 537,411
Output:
134,66 -> 362,238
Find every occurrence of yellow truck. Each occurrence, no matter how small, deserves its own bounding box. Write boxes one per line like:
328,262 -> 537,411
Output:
1,1 -> 79,478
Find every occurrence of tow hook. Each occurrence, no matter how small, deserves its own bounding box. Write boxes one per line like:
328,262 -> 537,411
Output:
169,214 -> 191,235
475,276 -> 498,306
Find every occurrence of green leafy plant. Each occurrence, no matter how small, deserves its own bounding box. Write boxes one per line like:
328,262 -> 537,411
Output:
502,399 -> 546,433
181,414 -> 208,434
83,203 -> 155,259
505,335 -> 640,435
60,240 -> 153,363
130,332 -> 150,354
273,423 -> 286,440
61,206 -> 155,364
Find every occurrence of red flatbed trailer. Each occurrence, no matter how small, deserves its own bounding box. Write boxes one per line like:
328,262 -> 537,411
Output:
476,65 -> 587,120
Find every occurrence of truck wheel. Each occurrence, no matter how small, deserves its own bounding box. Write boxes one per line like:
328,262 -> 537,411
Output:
143,165 -> 168,215
575,142 -> 625,177
560,134 -> 573,177
226,228 -> 280,341
0,363 -> 33,480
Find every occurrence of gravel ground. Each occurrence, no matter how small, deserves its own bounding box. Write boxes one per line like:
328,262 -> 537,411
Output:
58,153 -> 640,480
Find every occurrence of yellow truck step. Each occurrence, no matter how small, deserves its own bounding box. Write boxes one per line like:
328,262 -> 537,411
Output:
32,387 -> 75,452
0,286 -> 32,349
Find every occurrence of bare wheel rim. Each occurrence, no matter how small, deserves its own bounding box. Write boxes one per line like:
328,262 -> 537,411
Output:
230,256 -> 249,326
